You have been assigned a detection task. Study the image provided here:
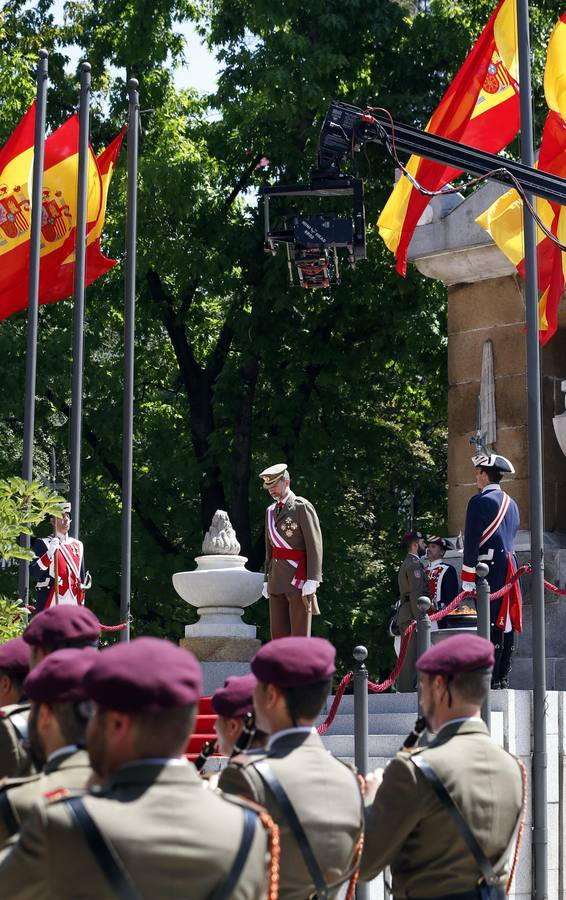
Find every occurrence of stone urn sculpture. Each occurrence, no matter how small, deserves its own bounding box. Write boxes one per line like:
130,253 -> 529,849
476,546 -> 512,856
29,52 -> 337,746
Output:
173,510 -> 264,643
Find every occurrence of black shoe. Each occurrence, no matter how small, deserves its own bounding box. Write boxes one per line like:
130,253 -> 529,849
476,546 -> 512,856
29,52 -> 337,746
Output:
500,678 -> 509,689
491,681 -> 501,690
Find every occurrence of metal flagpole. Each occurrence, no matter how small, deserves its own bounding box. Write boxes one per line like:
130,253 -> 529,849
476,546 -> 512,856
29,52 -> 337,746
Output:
18,50 -> 49,603
120,78 -> 139,641
69,62 -> 92,539
516,1 -> 548,896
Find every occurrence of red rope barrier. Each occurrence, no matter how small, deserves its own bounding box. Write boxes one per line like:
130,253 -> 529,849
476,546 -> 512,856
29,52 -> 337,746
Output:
20,604 -> 127,632
317,671 -> 353,735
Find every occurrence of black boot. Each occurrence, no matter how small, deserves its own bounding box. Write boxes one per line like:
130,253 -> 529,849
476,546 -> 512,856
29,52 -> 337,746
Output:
498,631 -> 514,689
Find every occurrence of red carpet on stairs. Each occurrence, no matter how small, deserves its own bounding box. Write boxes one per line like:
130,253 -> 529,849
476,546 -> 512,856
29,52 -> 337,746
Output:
185,697 -> 219,762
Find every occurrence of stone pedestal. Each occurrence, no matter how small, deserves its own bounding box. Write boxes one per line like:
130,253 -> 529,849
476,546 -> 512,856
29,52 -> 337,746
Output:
180,636 -> 261,694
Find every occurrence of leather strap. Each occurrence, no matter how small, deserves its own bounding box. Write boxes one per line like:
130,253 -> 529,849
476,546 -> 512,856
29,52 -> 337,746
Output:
64,796 -> 142,900
209,806 -> 256,900
254,759 -> 329,898
9,713 -> 29,742
411,755 -> 499,888
0,791 -> 20,837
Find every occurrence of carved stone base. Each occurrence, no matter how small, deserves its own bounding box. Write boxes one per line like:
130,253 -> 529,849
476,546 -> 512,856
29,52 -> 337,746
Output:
180,636 -> 261,662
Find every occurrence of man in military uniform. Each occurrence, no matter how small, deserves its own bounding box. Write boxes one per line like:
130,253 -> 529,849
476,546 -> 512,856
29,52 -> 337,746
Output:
396,530 -> 428,692
462,453 -> 522,688
23,605 -> 100,668
219,636 -> 364,899
360,635 -> 524,897
260,463 -> 323,638
0,639 -> 33,779
29,503 -> 88,611
0,637 -> 270,899
212,674 -> 267,758
424,535 -> 459,630
0,648 -> 95,845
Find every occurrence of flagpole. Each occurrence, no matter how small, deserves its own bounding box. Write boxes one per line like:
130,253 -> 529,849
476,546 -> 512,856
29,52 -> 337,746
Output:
69,62 -> 91,539
516,2 -> 547,897
18,50 -> 49,604
120,78 -> 139,641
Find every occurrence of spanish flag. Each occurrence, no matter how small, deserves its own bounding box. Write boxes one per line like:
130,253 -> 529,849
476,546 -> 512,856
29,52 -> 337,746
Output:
476,12 -> 566,345
378,0 -> 519,276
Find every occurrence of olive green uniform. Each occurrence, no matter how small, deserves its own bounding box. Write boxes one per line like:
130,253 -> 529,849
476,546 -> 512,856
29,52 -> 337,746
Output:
0,759 -> 268,900
219,729 -> 363,899
0,704 -> 34,780
360,719 -> 523,897
396,553 -> 427,692
0,747 -> 92,846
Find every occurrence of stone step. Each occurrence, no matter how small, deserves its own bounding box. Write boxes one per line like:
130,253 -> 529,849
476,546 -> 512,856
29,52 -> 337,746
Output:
321,734 -> 406,757
317,712 -> 418,735
321,692 -> 418,715
509,657 -> 566,691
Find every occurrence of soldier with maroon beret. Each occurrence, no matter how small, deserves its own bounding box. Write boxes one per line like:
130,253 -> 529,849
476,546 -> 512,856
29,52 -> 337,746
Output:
361,635 -> 525,897
0,637 -> 271,899
23,605 -> 100,668
219,636 -> 364,899
211,674 -> 266,759
396,530 -> 428,692
0,639 -> 32,780
0,648 -> 95,845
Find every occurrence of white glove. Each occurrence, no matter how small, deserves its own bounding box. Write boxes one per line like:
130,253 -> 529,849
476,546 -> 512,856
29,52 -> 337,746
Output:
302,579 -> 318,596
461,581 -> 475,593
262,583 -> 269,599
47,537 -> 61,559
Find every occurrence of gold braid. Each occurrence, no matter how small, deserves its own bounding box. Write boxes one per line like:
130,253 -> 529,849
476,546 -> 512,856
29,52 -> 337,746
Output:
505,757 -> 528,895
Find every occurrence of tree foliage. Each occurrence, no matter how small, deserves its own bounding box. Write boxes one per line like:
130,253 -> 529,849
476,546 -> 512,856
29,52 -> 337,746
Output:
0,0 -> 563,674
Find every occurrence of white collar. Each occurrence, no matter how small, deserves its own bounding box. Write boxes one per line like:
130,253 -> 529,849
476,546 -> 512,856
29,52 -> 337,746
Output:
436,715 -> 481,734
481,484 -> 501,494
428,558 -> 445,570
266,726 -> 315,750
47,744 -> 79,764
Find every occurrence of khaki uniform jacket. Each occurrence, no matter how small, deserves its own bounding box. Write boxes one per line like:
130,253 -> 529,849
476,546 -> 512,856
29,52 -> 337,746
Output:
397,553 -> 427,629
219,730 -> 363,899
360,719 -> 523,897
0,760 -> 268,900
0,704 -> 34,780
264,492 -> 323,594
0,747 -> 92,846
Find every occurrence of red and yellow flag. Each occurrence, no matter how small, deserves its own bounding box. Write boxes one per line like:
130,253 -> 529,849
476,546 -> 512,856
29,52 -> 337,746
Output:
476,12 -> 566,345
378,0 -> 519,276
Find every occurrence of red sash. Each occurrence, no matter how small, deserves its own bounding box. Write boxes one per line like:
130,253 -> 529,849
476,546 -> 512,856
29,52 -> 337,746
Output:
271,547 -> 307,587
495,552 -> 523,633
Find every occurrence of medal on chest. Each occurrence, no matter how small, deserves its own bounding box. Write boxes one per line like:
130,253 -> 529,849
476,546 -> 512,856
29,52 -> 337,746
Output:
279,517 -> 298,540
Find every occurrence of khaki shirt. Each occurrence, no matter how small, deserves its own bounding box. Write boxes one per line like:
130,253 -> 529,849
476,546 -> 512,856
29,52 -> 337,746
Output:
0,704 -> 34,780
360,719 -> 523,897
397,553 -> 427,628
264,492 -> 323,594
0,747 -> 92,846
0,760 -> 268,899
219,729 -> 363,899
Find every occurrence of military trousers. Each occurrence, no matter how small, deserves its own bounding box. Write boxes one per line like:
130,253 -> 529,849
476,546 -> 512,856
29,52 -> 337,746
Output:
396,624 -> 417,693
269,588 -> 309,639
490,624 -> 514,686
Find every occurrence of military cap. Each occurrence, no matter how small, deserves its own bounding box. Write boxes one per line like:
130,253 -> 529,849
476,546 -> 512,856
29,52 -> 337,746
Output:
211,674 -> 257,718
23,606 -> 100,648
84,637 -> 202,714
425,534 -> 455,551
251,636 -> 335,688
23,647 -> 97,704
400,530 -> 423,547
0,637 -> 30,675
472,453 -> 515,474
259,463 -> 288,488
417,634 -> 494,676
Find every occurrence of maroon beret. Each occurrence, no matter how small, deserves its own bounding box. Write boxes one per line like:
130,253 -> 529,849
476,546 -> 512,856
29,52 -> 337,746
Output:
417,634 -> 494,675
23,606 -> 100,648
251,637 -> 335,688
0,638 -> 30,675
23,647 -> 98,704
84,637 -> 202,714
401,530 -> 423,546
212,674 -> 257,718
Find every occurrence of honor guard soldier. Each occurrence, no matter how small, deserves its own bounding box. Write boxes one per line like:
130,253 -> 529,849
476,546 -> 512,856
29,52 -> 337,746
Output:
424,535 -> 459,630
29,503 -> 89,611
396,531 -> 428,692
462,454 -> 522,688
0,648 -> 95,846
23,605 -> 101,668
212,674 -> 267,758
260,464 -> 323,638
0,637 -> 272,900
219,637 -> 364,899
360,635 -> 525,898
0,639 -> 33,779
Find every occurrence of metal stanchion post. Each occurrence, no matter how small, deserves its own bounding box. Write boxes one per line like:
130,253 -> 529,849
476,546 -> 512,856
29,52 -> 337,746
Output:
475,562 -> 491,731
416,596 -> 432,659
353,645 -> 369,900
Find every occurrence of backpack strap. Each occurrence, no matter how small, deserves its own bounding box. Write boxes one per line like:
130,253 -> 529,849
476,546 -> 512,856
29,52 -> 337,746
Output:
64,796 -> 142,900
209,806 -> 257,900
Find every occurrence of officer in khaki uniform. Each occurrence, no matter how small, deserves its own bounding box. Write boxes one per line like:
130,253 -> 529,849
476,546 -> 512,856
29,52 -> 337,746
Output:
360,635 -> 524,899
396,530 -> 427,692
0,647 -> 95,845
219,636 -> 364,899
0,637 -> 270,900
260,463 -> 323,638
0,639 -> 33,780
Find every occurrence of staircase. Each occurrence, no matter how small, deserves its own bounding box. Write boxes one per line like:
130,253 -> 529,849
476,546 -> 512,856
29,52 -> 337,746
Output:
185,697 -> 219,762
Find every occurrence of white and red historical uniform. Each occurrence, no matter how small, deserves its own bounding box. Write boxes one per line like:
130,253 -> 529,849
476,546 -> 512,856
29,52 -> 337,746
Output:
29,535 -> 85,611
427,558 -> 459,630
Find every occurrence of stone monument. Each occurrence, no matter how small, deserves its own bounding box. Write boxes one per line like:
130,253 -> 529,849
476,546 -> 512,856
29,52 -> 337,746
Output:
173,510 -> 263,694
